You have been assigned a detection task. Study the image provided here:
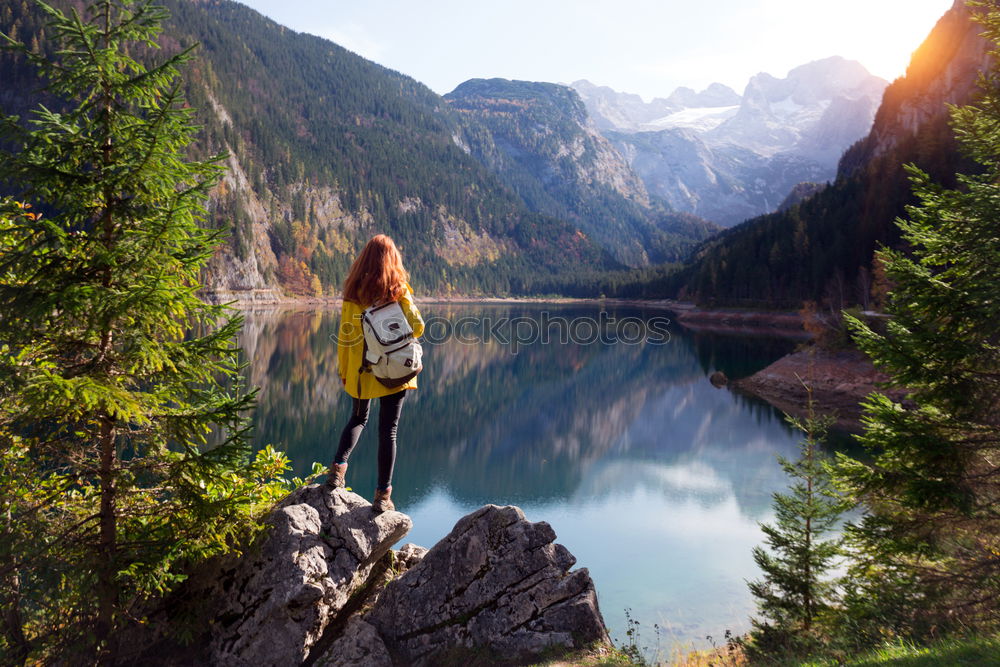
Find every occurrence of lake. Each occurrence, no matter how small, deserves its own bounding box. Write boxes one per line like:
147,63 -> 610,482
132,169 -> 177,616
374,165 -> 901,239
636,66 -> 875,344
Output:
237,303 -> 803,656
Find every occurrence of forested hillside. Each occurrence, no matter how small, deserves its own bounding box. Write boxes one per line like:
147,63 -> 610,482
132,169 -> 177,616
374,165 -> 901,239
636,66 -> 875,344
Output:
666,0 -> 987,308
445,79 -> 717,267
0,0 -> 715,298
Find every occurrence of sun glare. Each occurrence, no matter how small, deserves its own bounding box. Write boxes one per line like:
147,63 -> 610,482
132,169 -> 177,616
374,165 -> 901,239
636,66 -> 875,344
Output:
790,0 -> 956,82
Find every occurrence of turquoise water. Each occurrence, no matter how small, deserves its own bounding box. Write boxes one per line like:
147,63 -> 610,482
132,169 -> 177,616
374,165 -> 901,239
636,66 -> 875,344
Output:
238,303 -> 802,654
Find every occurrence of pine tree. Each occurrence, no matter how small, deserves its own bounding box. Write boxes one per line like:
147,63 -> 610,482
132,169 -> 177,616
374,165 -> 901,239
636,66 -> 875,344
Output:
747,390 -> 845,658
837,1 -> 1000,639
0,2 -> 296,661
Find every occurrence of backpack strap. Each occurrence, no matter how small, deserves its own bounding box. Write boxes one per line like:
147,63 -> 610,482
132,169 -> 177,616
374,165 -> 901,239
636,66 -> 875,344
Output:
357,329 -> 372,397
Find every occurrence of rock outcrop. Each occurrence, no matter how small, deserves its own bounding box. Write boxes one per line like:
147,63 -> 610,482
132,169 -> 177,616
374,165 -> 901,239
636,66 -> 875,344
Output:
318,617 -> 394,667
170,485 -> 411,666
143,489 -> 609,666
351,505 -> 609,666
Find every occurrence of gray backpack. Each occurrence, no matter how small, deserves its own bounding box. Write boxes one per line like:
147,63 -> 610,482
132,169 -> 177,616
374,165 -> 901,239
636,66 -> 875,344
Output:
360,301 -> 423,388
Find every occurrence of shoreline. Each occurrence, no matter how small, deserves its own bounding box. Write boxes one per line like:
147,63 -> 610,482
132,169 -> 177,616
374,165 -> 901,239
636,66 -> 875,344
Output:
206,291 -> 682,308
670,305 -> 807,337
212,290 -> 812,340
731,346 -> 907,433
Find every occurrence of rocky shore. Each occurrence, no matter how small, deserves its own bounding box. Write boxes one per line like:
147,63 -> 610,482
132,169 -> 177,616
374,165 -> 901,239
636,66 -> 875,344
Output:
129,485 -> 610,666
732,346 -> 907,432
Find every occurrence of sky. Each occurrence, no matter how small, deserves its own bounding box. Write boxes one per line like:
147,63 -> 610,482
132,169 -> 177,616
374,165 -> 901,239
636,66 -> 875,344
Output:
235,0 -> 956,101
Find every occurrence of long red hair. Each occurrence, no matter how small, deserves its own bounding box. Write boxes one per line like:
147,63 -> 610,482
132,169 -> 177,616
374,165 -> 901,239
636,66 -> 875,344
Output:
343,235 -> 410,306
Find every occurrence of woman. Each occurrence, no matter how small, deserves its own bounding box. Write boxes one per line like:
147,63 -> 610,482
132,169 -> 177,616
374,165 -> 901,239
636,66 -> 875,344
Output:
327,235 -> 424,513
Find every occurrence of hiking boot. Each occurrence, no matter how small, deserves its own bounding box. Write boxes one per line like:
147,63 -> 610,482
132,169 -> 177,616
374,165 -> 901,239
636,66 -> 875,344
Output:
326,462 -> 348,489
373,486 -> 394,514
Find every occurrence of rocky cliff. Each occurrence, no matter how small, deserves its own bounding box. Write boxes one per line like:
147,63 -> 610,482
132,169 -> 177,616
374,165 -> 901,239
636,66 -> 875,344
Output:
840,0 -> 990,172
127,486 -> 609,666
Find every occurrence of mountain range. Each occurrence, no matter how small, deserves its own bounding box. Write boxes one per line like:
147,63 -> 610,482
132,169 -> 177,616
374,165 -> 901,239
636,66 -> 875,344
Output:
573,57 -> 888,226
667,0 -> 988,307
0,0 -> 976,305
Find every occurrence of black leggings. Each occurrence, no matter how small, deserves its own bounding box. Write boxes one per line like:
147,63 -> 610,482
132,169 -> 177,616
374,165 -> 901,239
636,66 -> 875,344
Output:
333,391 -> 407,491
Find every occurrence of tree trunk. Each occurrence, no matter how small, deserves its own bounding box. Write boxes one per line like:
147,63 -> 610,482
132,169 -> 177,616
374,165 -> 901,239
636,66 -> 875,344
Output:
95,417 -> 117,661
1,571 -> 29,665
803,441 -> 814,632
95,3 -> 118,656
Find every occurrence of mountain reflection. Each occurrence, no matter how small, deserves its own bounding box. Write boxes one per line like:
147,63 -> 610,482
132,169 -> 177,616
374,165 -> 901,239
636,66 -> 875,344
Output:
236,304 -> 799,521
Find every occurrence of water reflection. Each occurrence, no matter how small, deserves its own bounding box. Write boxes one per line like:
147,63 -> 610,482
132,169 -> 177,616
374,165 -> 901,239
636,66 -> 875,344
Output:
237,304 -> 802,651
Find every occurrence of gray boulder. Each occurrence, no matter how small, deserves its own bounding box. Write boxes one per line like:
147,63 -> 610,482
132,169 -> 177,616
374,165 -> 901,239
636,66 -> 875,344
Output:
357,505 -> 609,666
181,485 -> 411,666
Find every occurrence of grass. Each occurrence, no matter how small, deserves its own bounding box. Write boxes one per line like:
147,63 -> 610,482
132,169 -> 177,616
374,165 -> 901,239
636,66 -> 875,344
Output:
841,634 -> 1000,666
526,643 -> 640,666
530,639 -> 746,666
745,633 -> 1000,667
530,632 -> 1000,666
664,645 -> 746,666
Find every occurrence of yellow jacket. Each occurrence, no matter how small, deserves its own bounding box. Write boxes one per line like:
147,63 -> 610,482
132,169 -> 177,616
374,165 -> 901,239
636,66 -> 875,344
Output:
337,286 -> 424,399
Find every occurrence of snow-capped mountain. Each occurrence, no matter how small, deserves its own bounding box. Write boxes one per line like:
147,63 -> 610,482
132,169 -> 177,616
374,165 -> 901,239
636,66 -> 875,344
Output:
571,79 -> 741,133
643,105 -> 740,133
606,128 -> 827,226
569,79 -> 678,131
572,57 -> 888,226
709,57 -> 889,161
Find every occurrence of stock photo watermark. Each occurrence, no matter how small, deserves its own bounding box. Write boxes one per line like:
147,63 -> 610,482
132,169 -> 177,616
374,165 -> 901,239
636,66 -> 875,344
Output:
332,311 -> 671,354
